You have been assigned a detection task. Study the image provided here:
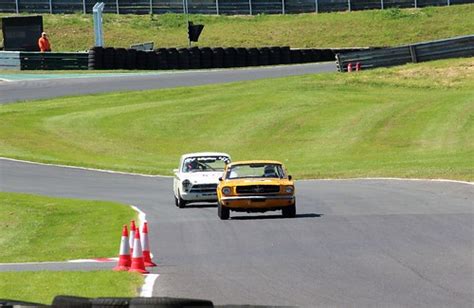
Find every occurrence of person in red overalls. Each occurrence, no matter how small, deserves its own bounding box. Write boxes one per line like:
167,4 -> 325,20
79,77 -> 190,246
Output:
38,32 -> 51,52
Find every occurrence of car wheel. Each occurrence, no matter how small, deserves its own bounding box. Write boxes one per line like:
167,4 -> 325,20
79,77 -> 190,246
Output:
282,203 -> 296,218
174,195 -> 179,207
176,191 -> 186,208
218,202 -> 230,220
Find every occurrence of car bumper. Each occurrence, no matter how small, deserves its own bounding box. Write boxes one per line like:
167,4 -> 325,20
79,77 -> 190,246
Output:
220,195 -> 295,210
181,192 -> 217,202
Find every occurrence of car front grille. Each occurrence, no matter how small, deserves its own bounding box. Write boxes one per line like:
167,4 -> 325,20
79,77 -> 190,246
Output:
190,183 -> 218,193
236,185 -> 280,194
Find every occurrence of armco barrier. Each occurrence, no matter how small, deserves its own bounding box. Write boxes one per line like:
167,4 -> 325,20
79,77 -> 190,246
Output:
336,35 -> 474,72
20,52 -> 88,70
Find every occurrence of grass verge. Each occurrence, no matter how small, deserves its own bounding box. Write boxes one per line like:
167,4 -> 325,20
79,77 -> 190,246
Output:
0,192 -> 136,262
0,271 -> 143,304
1,5 -> 473,50
0,58 -> 473,181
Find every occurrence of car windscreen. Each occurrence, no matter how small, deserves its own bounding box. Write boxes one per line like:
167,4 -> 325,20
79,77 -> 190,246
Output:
226,164 -> 285,179
182,156 -> 230,173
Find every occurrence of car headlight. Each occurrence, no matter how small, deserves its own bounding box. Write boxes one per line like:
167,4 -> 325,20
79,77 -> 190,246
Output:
222,187 -> 231,195
182,180 -> 192,192
285,186 -> 294,194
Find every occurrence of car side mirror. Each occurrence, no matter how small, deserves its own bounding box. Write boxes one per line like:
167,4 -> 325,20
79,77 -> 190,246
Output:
288,175 -> 292,180
218,177 -> 223,181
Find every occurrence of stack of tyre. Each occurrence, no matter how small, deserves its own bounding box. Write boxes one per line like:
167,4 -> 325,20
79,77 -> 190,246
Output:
88,46 -> 336,70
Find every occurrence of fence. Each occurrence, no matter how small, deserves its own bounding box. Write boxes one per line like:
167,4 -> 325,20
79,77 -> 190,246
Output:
0,51 -> 88,69
335,34 -> 474,72
0,0 -> 472,14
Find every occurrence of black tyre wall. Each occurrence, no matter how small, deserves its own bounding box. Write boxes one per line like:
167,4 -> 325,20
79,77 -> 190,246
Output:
114,48 -> 127,69
103,47 -> 115,69
235,47 -> 247,67
88,46 -> 104,70
126,49 -> 137,70
247,48 -> 259,66
177,48 -> 190,69
211,47 -> 224,68
199,47 -> 213,69
269,46 -> 281,65
258,47 -> 270,66
136,50 -> 147,70
188,47 -> 201,69
166,48 -> 179,69
223,47 -> 236,68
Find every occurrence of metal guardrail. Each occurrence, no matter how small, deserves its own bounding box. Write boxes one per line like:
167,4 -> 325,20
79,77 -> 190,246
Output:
0,0 -> 472,14
0,51 -> 88,70
335,35 -> 474,72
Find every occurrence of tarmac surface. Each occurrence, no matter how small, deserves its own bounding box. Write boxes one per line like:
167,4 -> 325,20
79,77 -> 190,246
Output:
0,65 -> 472,307
1,159 -> 472,307
0,62 -> 335,104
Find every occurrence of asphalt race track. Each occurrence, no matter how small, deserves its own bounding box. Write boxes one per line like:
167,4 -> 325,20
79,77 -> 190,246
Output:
1,159 -> 472,307
0,65 -> 473,307
0,62 -> 335,104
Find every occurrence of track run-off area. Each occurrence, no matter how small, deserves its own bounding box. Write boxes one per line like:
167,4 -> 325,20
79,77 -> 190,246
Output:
0,64 -> 473,307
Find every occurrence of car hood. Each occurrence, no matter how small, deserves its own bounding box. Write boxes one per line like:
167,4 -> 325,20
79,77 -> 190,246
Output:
180,172 -> 224,184
223,178 -> 293,186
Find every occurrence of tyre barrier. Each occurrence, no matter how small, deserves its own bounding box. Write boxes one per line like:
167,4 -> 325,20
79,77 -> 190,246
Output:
87,46 -> 373,70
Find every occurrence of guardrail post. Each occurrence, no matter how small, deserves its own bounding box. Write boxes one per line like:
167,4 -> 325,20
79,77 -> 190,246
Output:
216,0 -> 219,15
347,0 -> 351,11
49,0 -> 52,13
249,0 -> 252,15
447,0 -> 450,5
315,0 -> 318,13
149,0 -> 152,14
15,0 -> 19,13
182,0 -> 186,13
409,45 -> 418,63
380,0 -> 384,9
116,0 -> 119,14
414,0 -> 417,8
281,0 -> 285,14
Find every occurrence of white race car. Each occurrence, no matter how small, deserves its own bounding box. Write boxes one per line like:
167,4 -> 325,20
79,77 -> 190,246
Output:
173,152 -> 231,208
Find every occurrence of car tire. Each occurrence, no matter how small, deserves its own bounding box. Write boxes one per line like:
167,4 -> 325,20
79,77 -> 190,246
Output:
177,192 -> 186,208
218,202 -> 229,220
174,195 -> 179,207
282,203 -> 296,218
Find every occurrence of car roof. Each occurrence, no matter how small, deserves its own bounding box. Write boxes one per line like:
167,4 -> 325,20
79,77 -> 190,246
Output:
228,160 -> 283,167
181,152 -> 230,160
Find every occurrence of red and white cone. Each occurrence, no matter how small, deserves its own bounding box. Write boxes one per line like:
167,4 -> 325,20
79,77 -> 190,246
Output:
129,229 -> 149,274
141,222 -> 157,267
129,220 -> 136,256
113,225 -> 131,271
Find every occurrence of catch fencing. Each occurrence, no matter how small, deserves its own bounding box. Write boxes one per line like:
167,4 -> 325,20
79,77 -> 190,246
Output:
336,34 -> 474,72
0,0 -> 472,14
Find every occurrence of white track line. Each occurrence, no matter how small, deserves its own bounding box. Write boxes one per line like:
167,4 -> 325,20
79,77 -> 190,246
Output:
2,157 -> 472,185
140,274 -> 160,297
300,177 -> 474,186
0,157 -> 171,178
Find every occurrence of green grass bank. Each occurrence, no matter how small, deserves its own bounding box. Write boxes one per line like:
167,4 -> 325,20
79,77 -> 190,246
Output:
0,58 -> 472,180
0,271 -> 143,304
1,4 -> 473,51
0,192 -> 136,262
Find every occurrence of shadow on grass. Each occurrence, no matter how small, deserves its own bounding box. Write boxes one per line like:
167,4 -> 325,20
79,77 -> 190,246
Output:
230,213 -> 322,220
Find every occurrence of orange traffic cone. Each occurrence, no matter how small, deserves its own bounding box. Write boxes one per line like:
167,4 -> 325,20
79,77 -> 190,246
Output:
129,220 -> 136,256
129,229 -> 149,274
113,225 -> 131,271
141,222 -> 157,267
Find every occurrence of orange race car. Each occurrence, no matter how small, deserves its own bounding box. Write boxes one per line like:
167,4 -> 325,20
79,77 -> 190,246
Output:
216,160 -> 296,220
